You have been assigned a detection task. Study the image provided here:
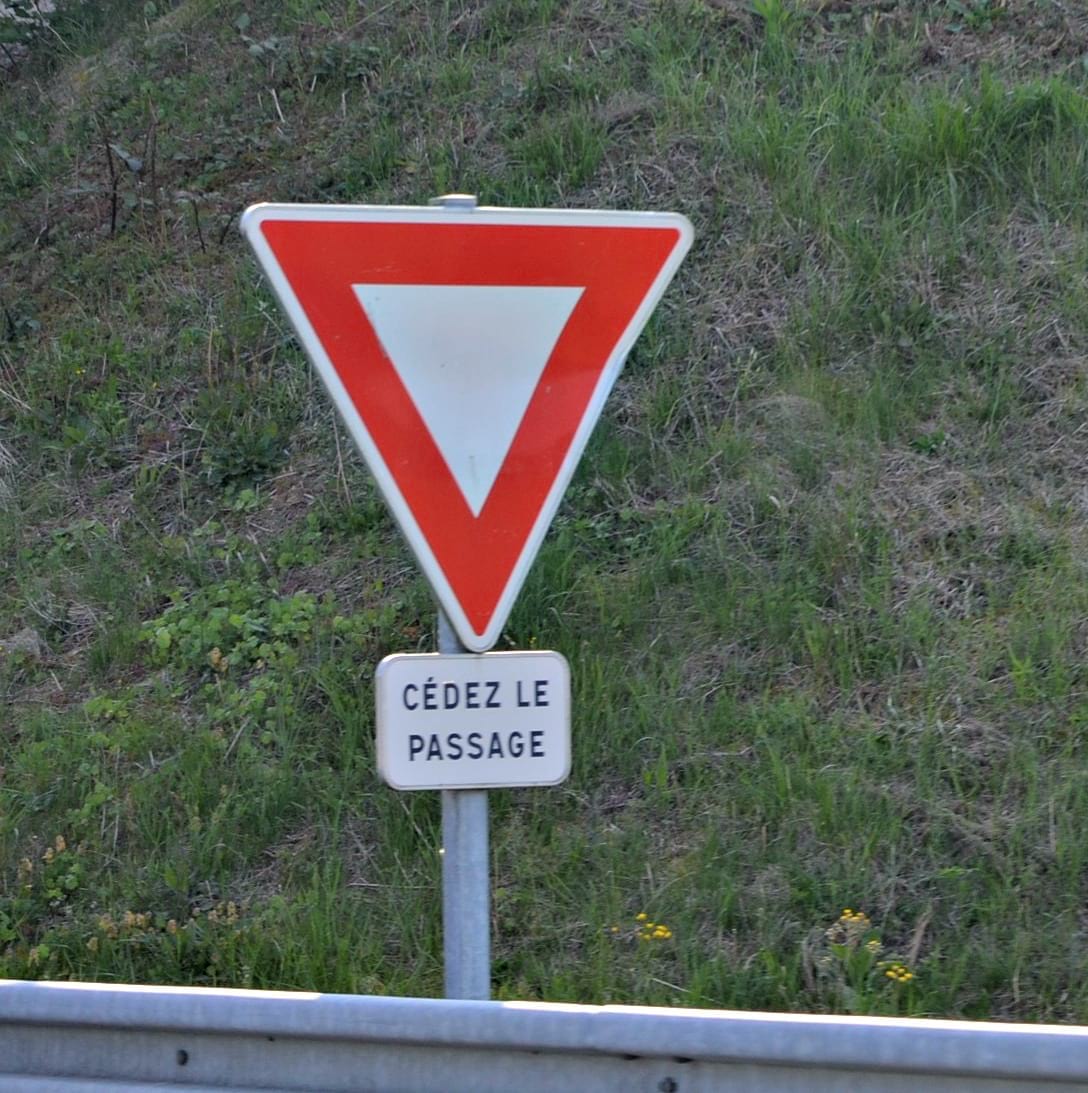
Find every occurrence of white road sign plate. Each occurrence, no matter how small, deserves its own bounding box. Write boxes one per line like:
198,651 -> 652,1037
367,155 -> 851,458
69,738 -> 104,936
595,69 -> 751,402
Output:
375,652 -> 571,790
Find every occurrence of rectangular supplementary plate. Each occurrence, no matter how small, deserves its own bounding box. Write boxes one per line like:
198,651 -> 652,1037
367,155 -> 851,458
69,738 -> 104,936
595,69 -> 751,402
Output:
375,651 -> 570,790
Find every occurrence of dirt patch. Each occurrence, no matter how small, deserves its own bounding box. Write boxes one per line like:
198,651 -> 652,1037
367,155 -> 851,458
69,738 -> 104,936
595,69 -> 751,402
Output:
806,0 -> 1088,78
915,1 -> 1088,77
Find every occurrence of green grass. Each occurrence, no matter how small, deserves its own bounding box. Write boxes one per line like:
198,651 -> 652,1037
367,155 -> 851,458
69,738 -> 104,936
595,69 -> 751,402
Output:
2,0 -> 1088,1021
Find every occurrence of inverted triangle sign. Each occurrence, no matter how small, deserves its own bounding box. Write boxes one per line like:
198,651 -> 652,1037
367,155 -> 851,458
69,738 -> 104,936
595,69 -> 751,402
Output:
242,203 -> 692,651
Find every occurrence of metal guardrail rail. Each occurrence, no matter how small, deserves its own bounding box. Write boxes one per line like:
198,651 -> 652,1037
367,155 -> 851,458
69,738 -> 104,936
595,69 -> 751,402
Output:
3,979 -> 1088,1091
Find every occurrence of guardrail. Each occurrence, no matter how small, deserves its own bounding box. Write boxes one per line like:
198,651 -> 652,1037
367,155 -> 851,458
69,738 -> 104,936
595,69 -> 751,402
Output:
4,978 -> 1088,1090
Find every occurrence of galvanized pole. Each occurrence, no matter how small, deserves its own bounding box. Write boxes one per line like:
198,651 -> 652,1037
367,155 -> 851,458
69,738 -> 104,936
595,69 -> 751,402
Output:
437,610 -> 490,1000
429,189 -> 490,1001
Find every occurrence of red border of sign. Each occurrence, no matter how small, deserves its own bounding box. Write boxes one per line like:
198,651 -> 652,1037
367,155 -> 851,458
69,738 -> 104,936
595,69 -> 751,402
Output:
242,205 -> 692,650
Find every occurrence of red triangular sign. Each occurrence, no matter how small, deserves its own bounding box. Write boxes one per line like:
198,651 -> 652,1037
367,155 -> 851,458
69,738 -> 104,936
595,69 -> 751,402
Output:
242,203 -> 692,651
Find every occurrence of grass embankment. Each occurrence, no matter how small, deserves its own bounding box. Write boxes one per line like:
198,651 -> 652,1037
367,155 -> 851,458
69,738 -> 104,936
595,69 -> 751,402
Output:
2,0 -> 1088,1020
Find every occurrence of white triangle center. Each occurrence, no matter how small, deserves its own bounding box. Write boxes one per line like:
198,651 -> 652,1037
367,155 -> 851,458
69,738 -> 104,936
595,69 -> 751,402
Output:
353,283 -> 584,516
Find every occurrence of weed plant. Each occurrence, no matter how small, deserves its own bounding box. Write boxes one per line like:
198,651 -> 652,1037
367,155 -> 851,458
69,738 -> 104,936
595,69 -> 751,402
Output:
2,0 -> 1088,1020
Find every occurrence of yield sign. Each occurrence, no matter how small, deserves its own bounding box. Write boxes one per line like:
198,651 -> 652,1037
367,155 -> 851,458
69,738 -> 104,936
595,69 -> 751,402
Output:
241,203 -> 692,651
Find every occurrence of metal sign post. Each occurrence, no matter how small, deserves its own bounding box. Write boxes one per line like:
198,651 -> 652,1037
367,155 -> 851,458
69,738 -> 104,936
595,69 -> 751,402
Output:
436,610 -> 490,1000
430,194 -> 490,1000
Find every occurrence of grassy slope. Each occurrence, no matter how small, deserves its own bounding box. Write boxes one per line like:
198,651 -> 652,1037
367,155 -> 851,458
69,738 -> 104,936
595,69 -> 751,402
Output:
2,0 -> 1088,1020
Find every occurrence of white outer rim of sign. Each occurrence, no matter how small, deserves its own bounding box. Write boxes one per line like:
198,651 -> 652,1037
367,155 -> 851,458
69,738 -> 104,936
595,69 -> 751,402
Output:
240,203 -> 694,652
374,650 -> 572,790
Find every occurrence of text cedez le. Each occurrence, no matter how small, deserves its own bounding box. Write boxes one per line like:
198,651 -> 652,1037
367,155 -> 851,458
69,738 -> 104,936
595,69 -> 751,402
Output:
400,676 -> 551,712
